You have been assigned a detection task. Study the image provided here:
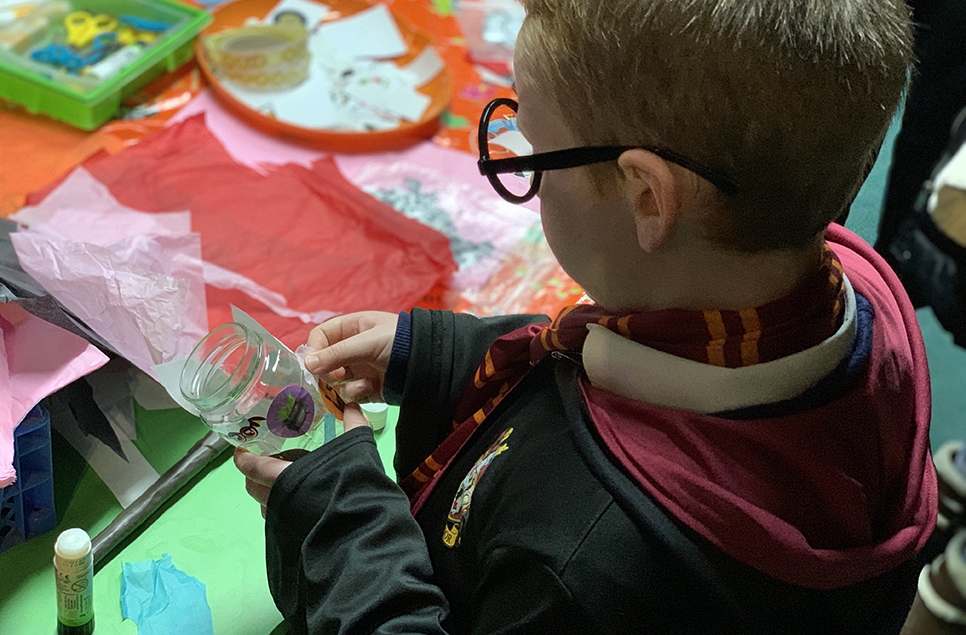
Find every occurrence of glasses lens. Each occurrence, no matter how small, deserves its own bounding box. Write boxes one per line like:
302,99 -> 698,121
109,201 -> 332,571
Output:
484,102 -> 536,199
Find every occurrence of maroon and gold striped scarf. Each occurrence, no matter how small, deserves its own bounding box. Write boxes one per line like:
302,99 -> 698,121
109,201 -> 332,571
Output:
403,245 -> 846,512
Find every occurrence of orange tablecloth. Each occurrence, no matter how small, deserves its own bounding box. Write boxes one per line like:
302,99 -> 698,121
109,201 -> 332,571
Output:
0,0 -> 501,214
1,0 -> 582,317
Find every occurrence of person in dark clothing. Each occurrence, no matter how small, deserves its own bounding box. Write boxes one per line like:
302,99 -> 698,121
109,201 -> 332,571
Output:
234,1 -> 937,633
876,0 -> 966,256
875,0 -> 966,348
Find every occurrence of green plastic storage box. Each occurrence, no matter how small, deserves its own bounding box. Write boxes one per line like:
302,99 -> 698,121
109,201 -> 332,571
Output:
0,0 -> 210,130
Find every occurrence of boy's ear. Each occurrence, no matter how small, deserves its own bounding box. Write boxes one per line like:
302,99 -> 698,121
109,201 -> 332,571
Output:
617,149 -> 681,253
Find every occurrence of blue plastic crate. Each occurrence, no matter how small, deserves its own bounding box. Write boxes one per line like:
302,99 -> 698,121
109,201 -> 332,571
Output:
0,404 -> 56,554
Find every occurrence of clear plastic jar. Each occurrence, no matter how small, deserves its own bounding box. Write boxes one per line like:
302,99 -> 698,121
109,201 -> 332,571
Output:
179,322 -> 339,457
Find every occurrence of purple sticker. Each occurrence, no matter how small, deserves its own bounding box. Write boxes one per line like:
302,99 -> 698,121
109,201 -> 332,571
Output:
267,385 -> 315,438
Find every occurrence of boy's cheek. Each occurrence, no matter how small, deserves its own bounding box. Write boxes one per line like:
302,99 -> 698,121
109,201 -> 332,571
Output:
537,183 -> 587,258
538,172 -> 595,222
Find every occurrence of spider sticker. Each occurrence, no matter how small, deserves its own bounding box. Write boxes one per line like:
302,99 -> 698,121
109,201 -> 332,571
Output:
267,384 -> 315,438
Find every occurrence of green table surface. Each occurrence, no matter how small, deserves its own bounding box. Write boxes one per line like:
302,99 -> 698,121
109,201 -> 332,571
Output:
0,404 -> 399,635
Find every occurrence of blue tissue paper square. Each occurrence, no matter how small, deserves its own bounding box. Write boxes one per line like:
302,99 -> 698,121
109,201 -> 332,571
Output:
121,553 -> 215,635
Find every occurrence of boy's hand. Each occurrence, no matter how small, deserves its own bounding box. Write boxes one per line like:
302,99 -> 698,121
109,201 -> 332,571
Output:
234,448 -> 289,518
234,404 -> 370,517
304,311 -> 398,403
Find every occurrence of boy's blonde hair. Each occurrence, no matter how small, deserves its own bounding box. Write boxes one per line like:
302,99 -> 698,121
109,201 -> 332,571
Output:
516,0 -> 913,252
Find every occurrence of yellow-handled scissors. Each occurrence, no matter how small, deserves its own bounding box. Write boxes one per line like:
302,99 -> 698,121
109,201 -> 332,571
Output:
64,11 -> 118,49
117,26 -> 157,46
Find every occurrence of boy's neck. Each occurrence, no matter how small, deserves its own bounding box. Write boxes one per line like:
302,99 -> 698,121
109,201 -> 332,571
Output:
597,236 -> 826,313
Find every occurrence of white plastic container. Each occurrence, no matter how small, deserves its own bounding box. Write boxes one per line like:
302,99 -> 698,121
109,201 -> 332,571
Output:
361,402 -> 389,431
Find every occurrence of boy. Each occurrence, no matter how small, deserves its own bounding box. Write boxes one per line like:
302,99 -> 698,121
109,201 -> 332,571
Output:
235,0 -> 937,632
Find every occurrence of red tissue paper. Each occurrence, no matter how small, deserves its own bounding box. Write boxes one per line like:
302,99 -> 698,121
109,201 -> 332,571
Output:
27,115 -> 456,349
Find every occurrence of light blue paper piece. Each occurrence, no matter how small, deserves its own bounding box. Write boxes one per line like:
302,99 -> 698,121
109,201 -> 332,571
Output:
121,553 -> 215,635
322,412 -> 337,443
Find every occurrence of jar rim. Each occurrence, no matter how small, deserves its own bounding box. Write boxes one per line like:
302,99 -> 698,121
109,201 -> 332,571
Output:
180,322 -> 264,413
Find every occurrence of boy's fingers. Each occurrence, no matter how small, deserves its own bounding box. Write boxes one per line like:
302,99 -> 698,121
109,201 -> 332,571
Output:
245,478 -> 273,507
305,339 -> 374,375
340,379 -> 375,403
233,447 -> 291,487
342,402 -> 370,432
306,323 -> 335,351
306,315 -> 360,351
319,366 -> 348,386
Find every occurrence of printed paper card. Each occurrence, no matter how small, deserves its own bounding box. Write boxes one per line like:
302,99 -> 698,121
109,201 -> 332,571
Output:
314,4 -> 408,60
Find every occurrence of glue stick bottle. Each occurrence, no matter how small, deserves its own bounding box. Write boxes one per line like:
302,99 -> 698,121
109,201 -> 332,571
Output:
54,528 -> 95,635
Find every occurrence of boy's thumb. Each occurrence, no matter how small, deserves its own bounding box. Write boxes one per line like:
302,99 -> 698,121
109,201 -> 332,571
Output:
342,402 -> 370,432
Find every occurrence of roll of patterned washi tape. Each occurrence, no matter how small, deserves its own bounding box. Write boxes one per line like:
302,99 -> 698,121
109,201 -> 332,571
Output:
203,23 -> 309,91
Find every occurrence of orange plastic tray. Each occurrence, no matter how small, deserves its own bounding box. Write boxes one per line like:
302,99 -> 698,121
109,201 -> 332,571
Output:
195,0 -> 454,153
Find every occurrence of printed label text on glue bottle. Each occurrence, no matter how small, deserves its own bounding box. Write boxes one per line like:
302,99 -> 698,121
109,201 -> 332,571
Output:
54,528 -> 95,635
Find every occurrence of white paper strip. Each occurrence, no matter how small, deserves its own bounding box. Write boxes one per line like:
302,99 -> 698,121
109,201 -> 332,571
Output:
315,4 -> 408,60
51,410 -> 160,508
403,46 -> 445,87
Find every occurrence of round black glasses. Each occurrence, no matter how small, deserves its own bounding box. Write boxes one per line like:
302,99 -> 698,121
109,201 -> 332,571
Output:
477,97 -> 740,204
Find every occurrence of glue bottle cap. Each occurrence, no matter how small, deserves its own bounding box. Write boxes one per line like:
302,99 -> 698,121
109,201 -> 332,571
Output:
54,528 -> 91,560
360,402 -> 389,431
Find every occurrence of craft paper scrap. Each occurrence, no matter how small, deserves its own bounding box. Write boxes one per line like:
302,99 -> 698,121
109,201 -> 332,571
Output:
344,69 -> 432,122
168,92 -> 326,173
150,359 -> 201,416
132,369 -> 181,411
311,55 -> 423,125
11,231 -> 204,379
263,0 -> 331,29
403,46 -> 445,87
10,166 -> 207,379
121,554 -> 215,635
232,305 -> 294,354
86,360 -> 139,441
47,390 -> 160,507
218,84 -> 276,115
11,168 -> 192,236
340,100 -> 403,131
12,166 -> 129,227
12,163 -> 337,376
59,377 -> 126,460
336,142 -> 537,291
46,207 -> 192,243
0,302 -> 109,487
203,260 -> 339,325
315,4 -> 408,60
307,32 -> 348,70
271,69 -> 346,129
25,115 -> 456,349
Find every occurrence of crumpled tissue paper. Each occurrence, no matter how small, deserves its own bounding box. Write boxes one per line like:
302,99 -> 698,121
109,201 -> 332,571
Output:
121,553 -> 215,635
